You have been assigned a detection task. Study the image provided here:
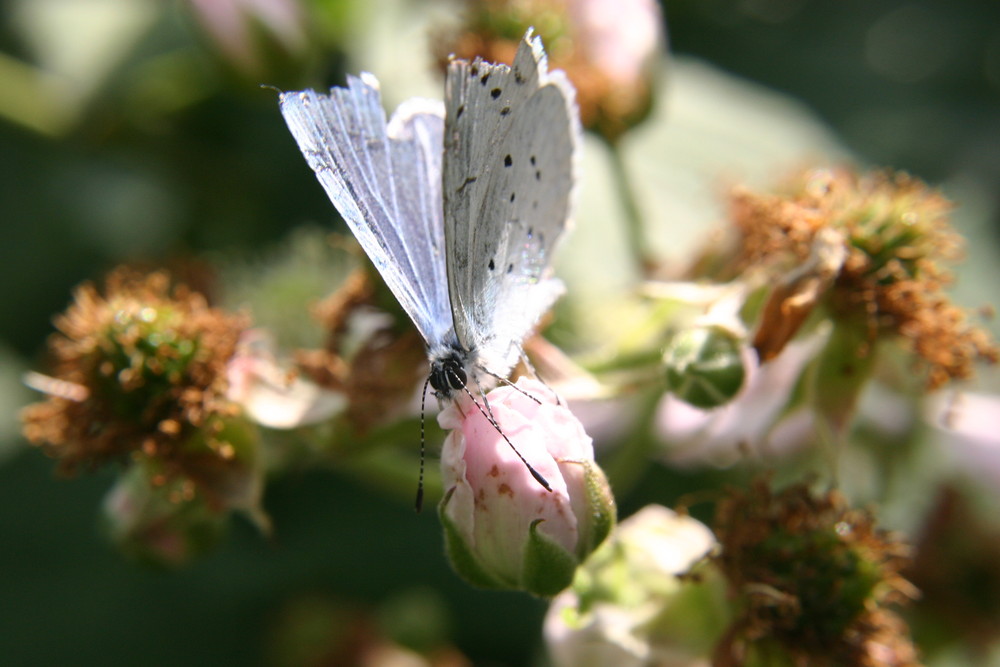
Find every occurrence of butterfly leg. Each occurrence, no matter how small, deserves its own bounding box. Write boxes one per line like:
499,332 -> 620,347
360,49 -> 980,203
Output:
515,343 -> 562,405
471,373 -> 501,422
478,367 -> 544,405
476,345 -> 559,406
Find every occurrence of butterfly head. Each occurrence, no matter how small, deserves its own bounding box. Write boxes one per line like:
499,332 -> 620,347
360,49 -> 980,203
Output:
429,345 -> 471,399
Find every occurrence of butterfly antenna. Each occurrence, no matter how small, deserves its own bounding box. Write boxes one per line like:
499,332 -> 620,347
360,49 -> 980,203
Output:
460,381 -> 553,493
415,376 -> 431,512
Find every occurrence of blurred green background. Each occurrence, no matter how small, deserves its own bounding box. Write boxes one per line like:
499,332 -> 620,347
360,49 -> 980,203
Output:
2,1 -> 999,665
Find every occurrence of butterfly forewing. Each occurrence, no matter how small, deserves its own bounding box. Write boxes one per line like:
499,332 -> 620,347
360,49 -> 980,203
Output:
443,32 -> 579,376
279,78 -> 454,349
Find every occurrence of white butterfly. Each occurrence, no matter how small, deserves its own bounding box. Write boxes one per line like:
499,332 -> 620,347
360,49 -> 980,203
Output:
279,30 -> 579,499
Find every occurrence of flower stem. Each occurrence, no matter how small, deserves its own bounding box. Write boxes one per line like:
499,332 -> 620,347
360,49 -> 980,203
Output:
606,138 -> 655,275
806,320 -> 878,483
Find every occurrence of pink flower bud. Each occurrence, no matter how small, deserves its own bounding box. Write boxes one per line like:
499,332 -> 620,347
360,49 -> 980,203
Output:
438,378 -> 615,596
187,0 -> 305,76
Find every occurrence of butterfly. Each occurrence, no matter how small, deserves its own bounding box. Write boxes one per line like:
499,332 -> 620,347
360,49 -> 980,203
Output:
279,29 -> 579,506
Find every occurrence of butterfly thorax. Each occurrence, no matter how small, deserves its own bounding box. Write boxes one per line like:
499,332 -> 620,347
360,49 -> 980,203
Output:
428,344 -> 472,399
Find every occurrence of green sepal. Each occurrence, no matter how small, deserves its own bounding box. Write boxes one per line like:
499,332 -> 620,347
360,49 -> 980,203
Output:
580,461 -> 616,556
521,519 -> 579,598
555,459 -> 616,561
437,488 -> 508,590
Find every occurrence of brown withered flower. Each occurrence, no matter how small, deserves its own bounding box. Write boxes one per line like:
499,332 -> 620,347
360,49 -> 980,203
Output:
731,167 -> 997,388
22,268 -> 250,478
713,477 -> 920,667
294,268 -> 428,434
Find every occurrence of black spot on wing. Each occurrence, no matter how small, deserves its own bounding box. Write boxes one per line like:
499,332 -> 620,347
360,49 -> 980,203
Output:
490,88 -> 502,100
504,154 -> 512,167
500,106 -> 510,116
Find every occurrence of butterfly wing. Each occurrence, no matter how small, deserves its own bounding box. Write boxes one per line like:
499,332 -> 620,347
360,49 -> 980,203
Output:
280,76 -> 454,348
443,31 -> 579,376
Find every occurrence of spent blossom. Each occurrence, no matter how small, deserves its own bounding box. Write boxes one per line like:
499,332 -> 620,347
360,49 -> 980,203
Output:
293,268 -> 430,434
712,477 -> 920,666
438,378 -> 615,596
728,167 -> 998,389
21,268 -> 250,476
20,269 -> 266,541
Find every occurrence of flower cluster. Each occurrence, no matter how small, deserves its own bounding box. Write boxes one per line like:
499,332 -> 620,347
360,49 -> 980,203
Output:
13,4 -> 1000,664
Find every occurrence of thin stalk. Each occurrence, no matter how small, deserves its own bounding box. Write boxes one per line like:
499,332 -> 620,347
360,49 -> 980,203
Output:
606,138 -> 655,274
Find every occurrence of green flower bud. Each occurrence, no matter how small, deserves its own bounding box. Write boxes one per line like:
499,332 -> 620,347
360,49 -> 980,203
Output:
663,325 -> 746,409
